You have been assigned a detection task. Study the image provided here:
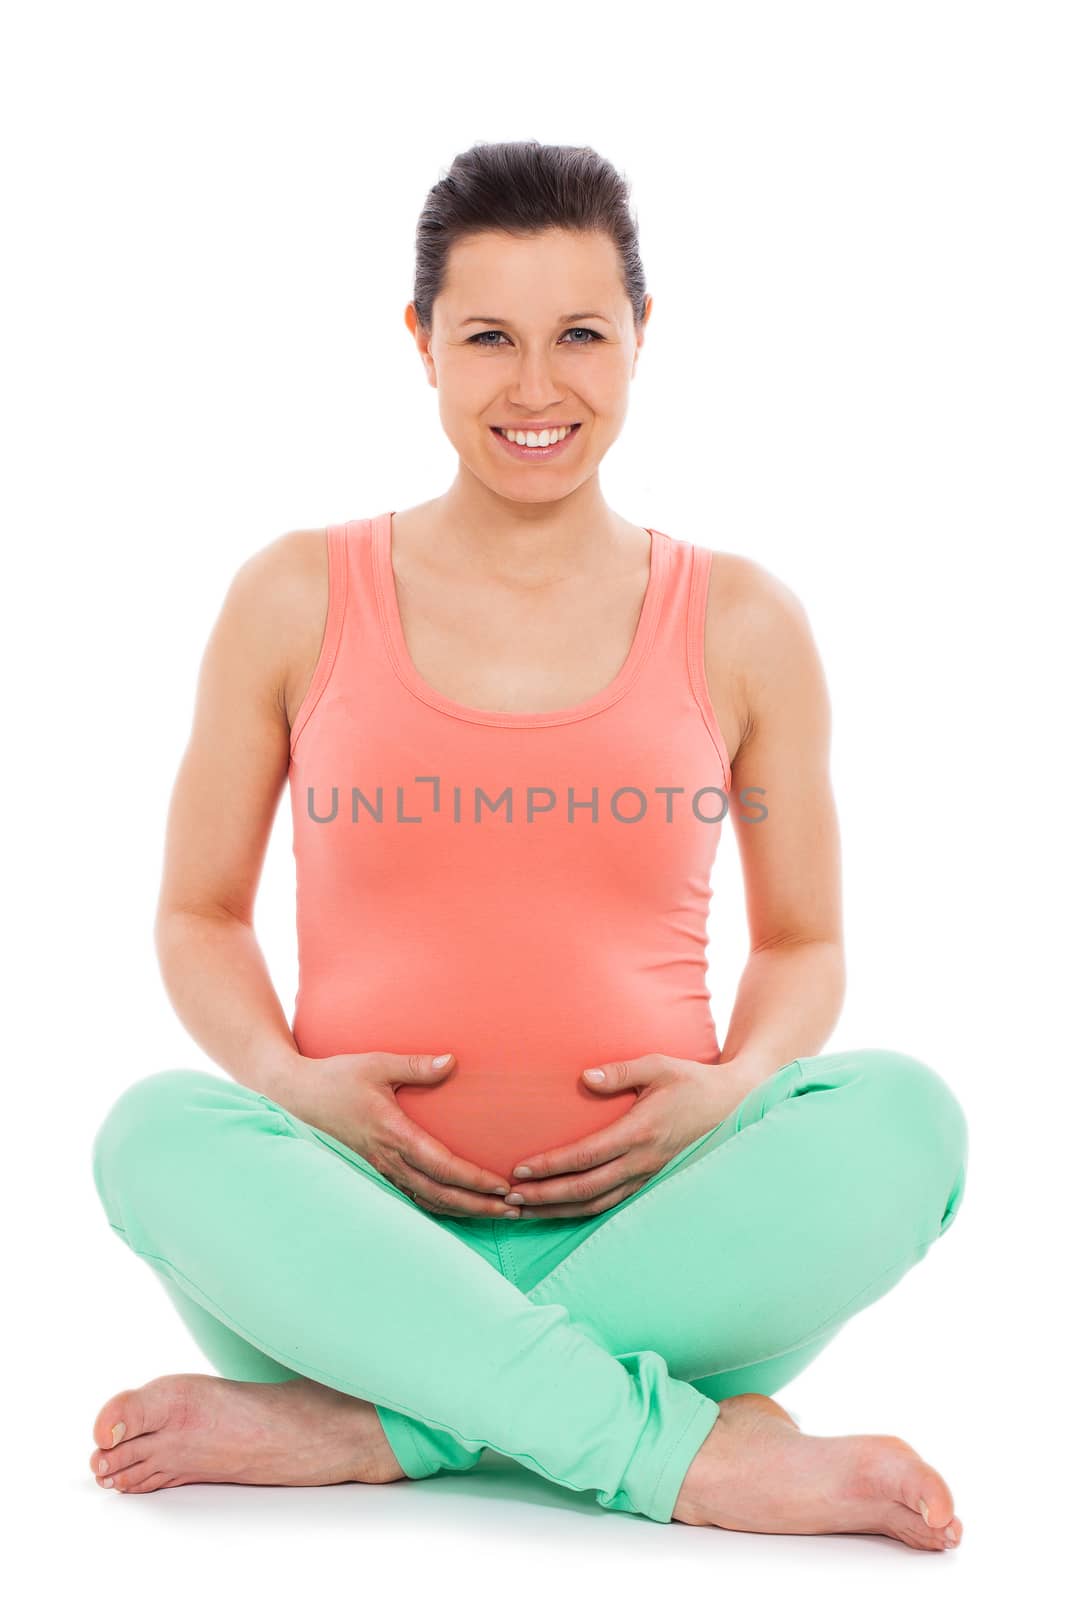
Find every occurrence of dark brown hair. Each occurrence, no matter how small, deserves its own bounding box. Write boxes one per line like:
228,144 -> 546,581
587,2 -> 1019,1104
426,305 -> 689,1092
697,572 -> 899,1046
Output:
412,140 -> 648,334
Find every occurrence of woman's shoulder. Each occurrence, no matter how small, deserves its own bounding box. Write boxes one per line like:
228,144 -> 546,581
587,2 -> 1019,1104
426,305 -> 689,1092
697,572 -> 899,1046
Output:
700,547 -> 823,763
242,525 -> 329,591
222,527 -> 335,731
225,528 -> 332,650
703,547 -> 815,647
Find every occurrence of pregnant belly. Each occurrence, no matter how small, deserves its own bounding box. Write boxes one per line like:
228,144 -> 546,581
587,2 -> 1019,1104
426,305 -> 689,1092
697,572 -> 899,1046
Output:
394,1064 -> 640,1183
291,950 -> 717,1186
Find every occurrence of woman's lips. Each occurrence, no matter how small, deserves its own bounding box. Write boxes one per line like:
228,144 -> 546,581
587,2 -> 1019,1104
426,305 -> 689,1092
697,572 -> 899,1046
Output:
490,423 -> 582,462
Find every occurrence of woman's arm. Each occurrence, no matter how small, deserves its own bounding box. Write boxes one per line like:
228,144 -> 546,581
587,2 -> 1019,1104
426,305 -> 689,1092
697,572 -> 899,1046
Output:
710,557 -> 846,1086
153,530 -> 326,1102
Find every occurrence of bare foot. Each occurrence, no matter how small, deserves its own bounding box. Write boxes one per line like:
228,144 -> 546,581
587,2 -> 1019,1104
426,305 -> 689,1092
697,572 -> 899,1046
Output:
89,1373 -> 407,1494
672,1394 -> 963,1551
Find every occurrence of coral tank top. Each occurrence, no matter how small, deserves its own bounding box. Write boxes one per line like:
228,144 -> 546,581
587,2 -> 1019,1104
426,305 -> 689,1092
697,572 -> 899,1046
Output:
287,512 -> 733,1180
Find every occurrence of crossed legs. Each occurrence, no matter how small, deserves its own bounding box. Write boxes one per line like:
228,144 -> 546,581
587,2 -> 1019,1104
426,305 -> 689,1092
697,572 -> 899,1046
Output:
88,1049 -> 967,1535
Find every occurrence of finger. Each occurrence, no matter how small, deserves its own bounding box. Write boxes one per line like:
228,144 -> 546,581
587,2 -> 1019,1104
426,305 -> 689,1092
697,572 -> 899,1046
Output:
516,1178 -> 646,1219
390,1157 -> 521,1218
510,1130 -> 636,1183
580,1055 -> 664,1094
406,1192 -> 491,1220
505,1155 -> 636,1206
381,1165 -> 470,1215
387,1117 -> 512,1195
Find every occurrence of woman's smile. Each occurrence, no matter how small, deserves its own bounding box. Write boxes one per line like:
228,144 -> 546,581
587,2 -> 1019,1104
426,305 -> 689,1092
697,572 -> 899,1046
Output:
489,421 -> 582,461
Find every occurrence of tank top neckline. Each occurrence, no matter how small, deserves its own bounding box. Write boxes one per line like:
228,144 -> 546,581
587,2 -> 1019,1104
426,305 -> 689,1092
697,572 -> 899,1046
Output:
369,509 -> 670,729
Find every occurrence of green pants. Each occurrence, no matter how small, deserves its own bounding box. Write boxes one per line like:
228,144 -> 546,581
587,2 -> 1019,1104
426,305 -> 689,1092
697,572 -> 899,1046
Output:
90,1048 -> 967,1524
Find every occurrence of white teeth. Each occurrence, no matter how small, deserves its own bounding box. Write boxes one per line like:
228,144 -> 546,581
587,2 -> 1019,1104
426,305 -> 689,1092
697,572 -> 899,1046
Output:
499,425 -> 574,447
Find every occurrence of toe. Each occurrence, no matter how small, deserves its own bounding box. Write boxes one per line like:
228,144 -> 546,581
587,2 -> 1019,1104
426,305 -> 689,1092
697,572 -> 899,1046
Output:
856,1434 -> 956,1538
884,1503 -> 956,1551
90,1439 -> 145,1478
92,1376 -> 182,1454
895,1453 -> 954,1530
120,1469 -> 174,1494
107,1458 -> 160,1492
913,1479 -> 955,1529
92,1387 -> 145,1452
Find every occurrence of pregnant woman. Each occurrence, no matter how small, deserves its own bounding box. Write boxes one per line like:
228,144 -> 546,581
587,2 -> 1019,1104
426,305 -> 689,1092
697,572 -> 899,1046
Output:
89,141 -> 968,1550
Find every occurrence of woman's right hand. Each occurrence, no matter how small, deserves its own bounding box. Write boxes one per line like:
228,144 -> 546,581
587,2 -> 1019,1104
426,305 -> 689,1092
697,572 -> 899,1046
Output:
275,1051 -> 520,1219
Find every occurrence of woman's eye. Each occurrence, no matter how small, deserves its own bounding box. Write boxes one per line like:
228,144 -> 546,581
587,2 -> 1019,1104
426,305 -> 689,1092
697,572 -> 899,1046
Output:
467,327 -> 604,347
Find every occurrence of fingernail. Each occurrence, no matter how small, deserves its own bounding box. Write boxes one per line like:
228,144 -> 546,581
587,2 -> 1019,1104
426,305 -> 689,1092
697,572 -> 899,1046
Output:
493,1187 -> 509,1196
111,1422 -> 126,1446
513,1166 -> 532,1179
432,1055 -> 451,1068
584,1068 -> 605,1081
503,1208 -> 521,1218
918,1498 -> 931,1526
505,1192 -> 524,1205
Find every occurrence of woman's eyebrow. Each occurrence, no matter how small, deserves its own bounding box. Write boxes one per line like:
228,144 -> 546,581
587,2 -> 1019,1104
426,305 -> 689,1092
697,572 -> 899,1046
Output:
459,311 -> 613,326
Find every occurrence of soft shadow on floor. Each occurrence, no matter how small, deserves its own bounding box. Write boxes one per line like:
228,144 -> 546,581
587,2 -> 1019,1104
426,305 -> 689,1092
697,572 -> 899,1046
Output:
62,1445 -> 971,1600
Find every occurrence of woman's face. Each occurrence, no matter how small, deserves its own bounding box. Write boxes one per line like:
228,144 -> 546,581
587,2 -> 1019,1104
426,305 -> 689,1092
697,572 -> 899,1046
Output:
408,227 -> 650,502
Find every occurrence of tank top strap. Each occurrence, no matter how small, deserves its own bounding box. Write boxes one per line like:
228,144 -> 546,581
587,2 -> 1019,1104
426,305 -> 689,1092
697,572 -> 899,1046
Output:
335,515 -> 377,623
289,517 -> 378,757
327,515 -> 382,673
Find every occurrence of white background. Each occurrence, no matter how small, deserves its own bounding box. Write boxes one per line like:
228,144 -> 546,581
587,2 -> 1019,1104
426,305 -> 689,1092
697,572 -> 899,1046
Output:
3,1 -> 1063,1594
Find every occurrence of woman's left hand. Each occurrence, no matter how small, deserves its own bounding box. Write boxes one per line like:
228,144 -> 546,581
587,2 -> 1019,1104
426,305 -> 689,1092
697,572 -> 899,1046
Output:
503,1054 -> 766,1218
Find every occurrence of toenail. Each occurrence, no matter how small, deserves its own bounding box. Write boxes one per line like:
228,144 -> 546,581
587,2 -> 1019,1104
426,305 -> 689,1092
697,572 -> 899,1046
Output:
944,1530 -> 958,1547
102,1478 -> 114,1488
918,1497 -> 931,1525
111,1422 -> 126,1446
98,1459 -> 108,1474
